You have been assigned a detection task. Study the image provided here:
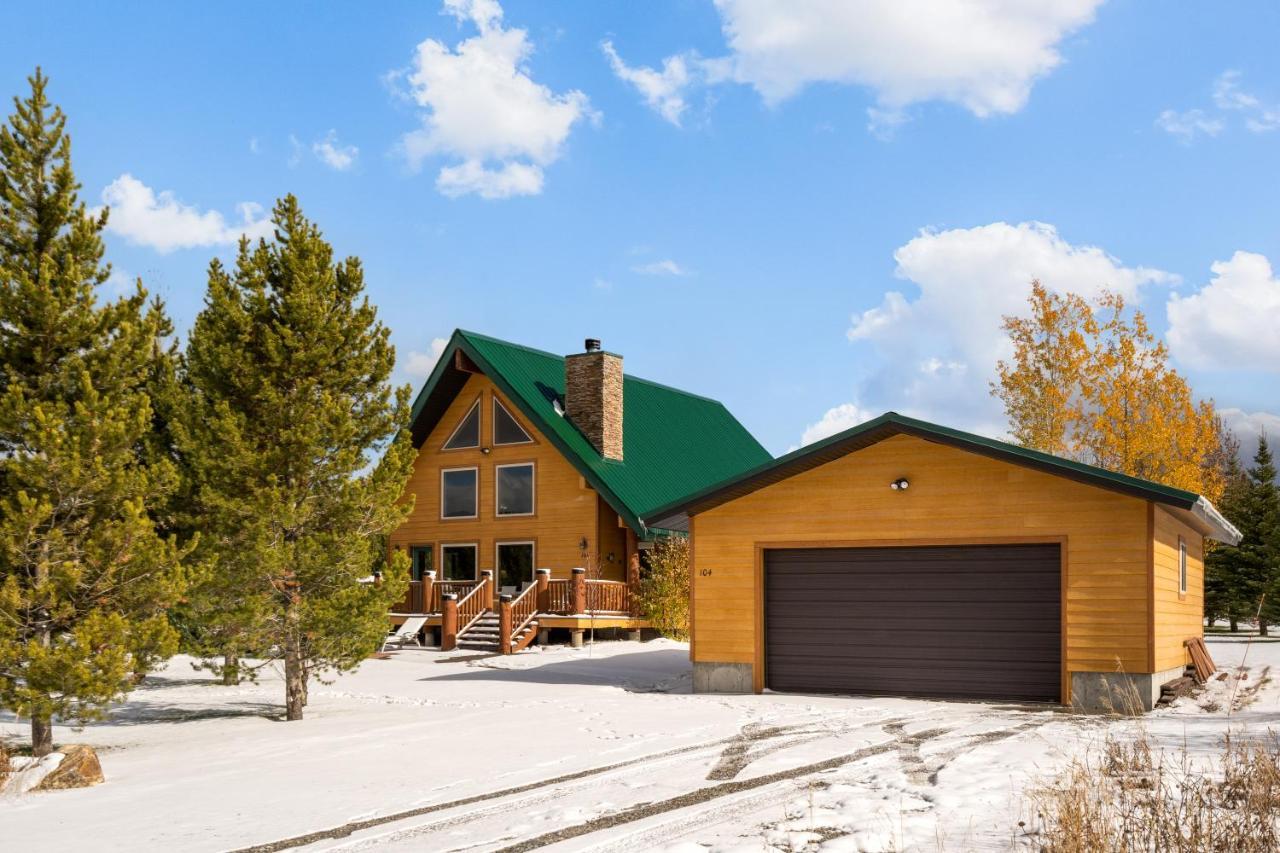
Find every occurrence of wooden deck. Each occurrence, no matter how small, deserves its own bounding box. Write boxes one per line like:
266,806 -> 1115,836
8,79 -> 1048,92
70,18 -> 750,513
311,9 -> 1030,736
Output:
389,569 -> 648,649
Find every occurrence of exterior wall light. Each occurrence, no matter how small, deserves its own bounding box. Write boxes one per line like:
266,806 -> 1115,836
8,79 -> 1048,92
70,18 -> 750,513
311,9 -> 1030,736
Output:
890,478 -> 910,491
481,447 -> 492,455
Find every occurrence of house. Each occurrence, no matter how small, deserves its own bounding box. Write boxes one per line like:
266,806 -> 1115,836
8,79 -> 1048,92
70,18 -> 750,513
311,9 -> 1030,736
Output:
645,412 -> 1241,711
388,329 -> 772,652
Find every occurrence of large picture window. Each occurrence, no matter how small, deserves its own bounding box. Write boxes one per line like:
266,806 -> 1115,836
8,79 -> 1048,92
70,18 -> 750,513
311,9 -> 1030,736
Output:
409,544 -> 433,581
495,463 -> 534,517
496,542 -> 535,590
441,544 -> 477,582
441,467 -> 478,518
442,400 -> 480,450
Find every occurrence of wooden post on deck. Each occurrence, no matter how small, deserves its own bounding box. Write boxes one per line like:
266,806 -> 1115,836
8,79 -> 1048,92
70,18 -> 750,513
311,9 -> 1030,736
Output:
441,594 -> 458,651
421,570 -> 436,613
480,569 -> 494,608
535,568 -> 551,612
499,593 -> 513,655
571,567 -> 587,614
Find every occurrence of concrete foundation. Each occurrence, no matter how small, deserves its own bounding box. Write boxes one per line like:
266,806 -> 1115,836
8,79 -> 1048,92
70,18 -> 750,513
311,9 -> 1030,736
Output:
626,629 -> 642,642
537,628 -> 549,646
692,661 -> 754,693
570,630 -> 584,648
1071,665 -> 1185,712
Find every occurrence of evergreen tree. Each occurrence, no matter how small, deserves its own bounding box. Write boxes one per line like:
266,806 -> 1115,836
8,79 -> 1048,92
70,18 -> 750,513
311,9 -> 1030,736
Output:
0,70 -> 188,754
1205,441 -> 1250,630
179,196 -> 414,719
1233,435 -> 1280,635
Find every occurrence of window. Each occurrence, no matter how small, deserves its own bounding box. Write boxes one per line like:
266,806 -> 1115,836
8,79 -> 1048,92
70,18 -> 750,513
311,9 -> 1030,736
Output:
1179,537 -> 1188,595
496,542 -> 535,590
493,397 -> 532,445
441,544 -> 477,581
442,400 -> 480,450
409,545 -> 433,581
441,467 -> 478,518
495,463 -> 534,516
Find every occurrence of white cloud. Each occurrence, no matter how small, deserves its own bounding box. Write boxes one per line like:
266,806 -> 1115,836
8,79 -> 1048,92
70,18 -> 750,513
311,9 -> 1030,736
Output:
404,337 -> 450,379
843,221 -> 1171,432
1167,251 -> 1280,371
799,402 -> 876,447
1160,71 -> 1280,139
98,174 -> 273,254
288,135 -> 304,168
711,0 -> 1101,115
312,130 -> 359,170
631,259 -> 689,276
248,137 -> 260,155
602,40 -> 695,126
1155,109 -> 1224,142
1220,408 -> 1280,465
436,159 -> 543,199
396,0 -> 593,199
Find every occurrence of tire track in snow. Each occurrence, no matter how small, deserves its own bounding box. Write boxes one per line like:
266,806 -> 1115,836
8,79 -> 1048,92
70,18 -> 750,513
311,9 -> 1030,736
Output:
232,714 -> 876,853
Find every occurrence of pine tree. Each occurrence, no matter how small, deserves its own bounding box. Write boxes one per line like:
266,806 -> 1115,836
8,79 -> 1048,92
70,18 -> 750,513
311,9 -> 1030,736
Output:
1205,438 -> 1250,630
1231,435 -> 1280,635
0,70 -> 188,755
179,196 -> 414,719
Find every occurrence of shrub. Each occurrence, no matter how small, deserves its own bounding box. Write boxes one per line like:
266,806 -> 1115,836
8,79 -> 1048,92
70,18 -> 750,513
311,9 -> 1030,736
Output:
636,535 -> 690,641
0,740 -> 10,785
1027,728 -> 1280,851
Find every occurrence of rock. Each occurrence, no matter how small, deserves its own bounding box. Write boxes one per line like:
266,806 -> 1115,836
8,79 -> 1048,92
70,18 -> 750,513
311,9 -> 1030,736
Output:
34,745 -> 104,790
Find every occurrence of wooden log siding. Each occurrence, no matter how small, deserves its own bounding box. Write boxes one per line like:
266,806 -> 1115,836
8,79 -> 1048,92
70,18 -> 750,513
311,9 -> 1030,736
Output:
691,433 -> 1155,701
1153,506 -> 1205,672
388,373 -> 602,581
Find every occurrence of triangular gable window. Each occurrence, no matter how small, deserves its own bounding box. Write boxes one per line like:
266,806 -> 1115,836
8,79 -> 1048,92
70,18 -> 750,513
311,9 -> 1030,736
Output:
443,400 -> 481,450
493,397 -> 533,445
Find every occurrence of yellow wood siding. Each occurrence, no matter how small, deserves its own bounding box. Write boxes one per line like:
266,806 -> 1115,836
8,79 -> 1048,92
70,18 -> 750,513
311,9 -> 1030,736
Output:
389,373 -> 599,579
691,433 -> 1153,699
1152,506 -> 1204,672
594,494 -> 628,582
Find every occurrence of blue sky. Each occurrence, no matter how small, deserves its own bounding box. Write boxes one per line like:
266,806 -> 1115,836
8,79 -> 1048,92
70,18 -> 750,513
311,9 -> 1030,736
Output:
3,0 -> 1278,455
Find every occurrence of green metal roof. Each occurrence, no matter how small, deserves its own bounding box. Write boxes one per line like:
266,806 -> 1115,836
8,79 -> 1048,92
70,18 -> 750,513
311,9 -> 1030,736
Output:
644,411 -> 1241,544
408,330 -> 772,535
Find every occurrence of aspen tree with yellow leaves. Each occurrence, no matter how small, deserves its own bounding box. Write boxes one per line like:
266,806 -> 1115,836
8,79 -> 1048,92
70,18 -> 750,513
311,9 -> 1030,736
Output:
993,283 -> 1225,502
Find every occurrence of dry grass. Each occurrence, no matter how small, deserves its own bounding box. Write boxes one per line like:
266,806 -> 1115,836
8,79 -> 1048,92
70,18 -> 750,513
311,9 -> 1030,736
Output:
1027,729 -> 1280,851
0,739 -> 10,785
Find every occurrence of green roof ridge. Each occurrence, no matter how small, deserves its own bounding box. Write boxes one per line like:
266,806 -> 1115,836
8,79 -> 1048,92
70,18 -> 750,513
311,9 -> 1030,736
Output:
644,410 -> 1206,525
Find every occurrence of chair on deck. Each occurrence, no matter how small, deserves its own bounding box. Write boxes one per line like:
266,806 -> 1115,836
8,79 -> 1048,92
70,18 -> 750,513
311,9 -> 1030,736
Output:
382,616 -> 428,652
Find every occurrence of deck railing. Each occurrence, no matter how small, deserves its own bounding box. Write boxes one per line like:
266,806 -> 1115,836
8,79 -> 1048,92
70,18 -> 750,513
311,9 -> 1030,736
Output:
545,579 -> 573,613
499,582 -> 540,654
585,579 -> 631,614
455,572 -> 491,635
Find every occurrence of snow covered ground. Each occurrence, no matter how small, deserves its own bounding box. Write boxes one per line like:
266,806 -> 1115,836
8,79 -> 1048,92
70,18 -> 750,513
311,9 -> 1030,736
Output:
1,635 -> 1277,852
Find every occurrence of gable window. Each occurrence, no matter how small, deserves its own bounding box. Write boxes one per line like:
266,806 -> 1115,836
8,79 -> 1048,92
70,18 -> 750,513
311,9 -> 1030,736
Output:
441,467 -> 478,518
441,544 -> 477,581
493,397 -> 533,445
1179,536 -> 1188,595
443,399 -> 481,450
409,545 -> 433,581
497,541 -> 535,591
495,462 -> 535,516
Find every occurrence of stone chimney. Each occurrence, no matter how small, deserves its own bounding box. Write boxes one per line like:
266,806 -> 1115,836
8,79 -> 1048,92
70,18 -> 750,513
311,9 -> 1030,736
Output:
565,338 -> 623,461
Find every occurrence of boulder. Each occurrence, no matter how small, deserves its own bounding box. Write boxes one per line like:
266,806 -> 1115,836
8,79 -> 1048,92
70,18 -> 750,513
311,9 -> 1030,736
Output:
34,744 -> 104,790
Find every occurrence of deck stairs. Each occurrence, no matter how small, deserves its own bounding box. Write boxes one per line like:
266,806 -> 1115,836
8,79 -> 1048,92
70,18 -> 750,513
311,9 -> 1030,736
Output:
456,610 -> 538,654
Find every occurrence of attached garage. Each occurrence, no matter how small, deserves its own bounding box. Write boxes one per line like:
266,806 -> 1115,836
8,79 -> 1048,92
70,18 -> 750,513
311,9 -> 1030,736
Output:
645,412 -> 1241,711
765,544 -> 1061,702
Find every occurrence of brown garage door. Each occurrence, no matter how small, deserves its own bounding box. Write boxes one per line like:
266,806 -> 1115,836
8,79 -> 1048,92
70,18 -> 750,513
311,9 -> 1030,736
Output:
764,544 -> 1061,702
